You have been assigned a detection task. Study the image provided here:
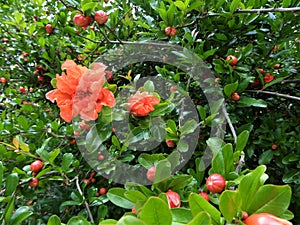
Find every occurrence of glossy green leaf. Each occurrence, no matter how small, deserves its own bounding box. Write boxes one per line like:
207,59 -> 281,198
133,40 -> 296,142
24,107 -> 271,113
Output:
107,188 -> 135,209
0,161 -> 3,188
235,130 -> 249,152
258,150 -> 273,165
124,190 -> 147,203
238,97 -> 267,108
5,173 -> 19,196
219,190 -> 241,222
8,206 -> 33,225
212,143 -> 234,178
224,81 -> 238,97
61,153 -> 73,173
239,165 -> 266,211
47,215 -> 62,225
187,212 -> 211,225
230,0 -> 241,13
189,193 -> 221,225
99,219 -> 118,225
168,175 -> 193,190
117,216 -> 146,225
171,208 -> 193,225
248,184 -> 292,217
67,216 -> 91,225
139,197 -> 172,225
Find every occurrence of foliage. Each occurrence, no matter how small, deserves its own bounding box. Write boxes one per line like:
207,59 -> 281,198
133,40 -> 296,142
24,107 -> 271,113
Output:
0,0 -> 299,224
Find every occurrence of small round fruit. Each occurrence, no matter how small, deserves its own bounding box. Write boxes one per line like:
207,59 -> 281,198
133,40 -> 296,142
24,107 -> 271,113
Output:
19,87 -> 27,93
258,68 -> 264,74
226,55 -> 238,66
83,179 -> 90,185
98,154 -> 105,161
165,26 -> 177,37
166,189 -> 181,208
94,10 -> 108,25
170,86 -> 176,92
37,76 -> 44,82
231,92 -> 240,101
0,77 -> 7,84
146,166 -> 156,182
45,24 -> 53,34
274,63 -> 280,69
166,140 -> 175,147
132,205 -> 137,214
73,14 -> 92,28
98,187 -> 107,195
199,192 -> 210,201
263,73 -> 274,83
29,178 -> 39,188
206,173 -> 226,193
30,160 -> 43,173
271,144 -> 278,150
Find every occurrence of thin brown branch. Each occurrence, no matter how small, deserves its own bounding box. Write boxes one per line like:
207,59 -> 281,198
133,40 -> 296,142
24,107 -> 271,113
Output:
235,7 -> 300,13
57,0 -> 82,13
222,104 -> 237,144
245,90 -> 300,101
75,176 -> 94,223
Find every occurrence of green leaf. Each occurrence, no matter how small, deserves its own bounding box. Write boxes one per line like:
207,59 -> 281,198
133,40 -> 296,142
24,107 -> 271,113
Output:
212,144 -> 234,178
17,115 -> 30,130
5,173 -> 19,196
67,216 -> 91,225
282,0 -> 291,7
143,80 -> 155,92
139,197 -> 172,225
230,0 -> 241,13
171,208 -> 193,225
168,175 -> 193,190
239,165 -> 266,211
206,137 -> 225,156
235,130 -> 249,152
258,150 -> 273,165
224,81 -> 238,97
117,216 -> 146,225
47,215 -> 62,225
189,193 -> 221,225
0,161 -> 3,188
248,184 -> 292,217
187,212 -> 211,225
238,97 -> 267,108
155,159 -> 171,182
107,188 -> 135,209
4,197 -> 15,223
124,190 -> 147,203
49,149 -> 60,164
99,219 -> 118,225
174,1 -> 186,11
61,153 -> 74,173
82,2 -> 96,12
179,120 -> 198,136
8,206 -> 33,225
219,191 -> 241,222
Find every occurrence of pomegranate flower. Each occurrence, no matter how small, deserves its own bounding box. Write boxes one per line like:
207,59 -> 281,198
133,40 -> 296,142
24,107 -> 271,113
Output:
165,189 -> 181,208
127,91 -> 160,117
46,60 -> 115,122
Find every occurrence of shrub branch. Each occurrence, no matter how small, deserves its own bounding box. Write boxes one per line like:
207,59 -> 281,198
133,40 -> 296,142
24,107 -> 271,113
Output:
245,90 -> 300,101
235,7 -> 300,13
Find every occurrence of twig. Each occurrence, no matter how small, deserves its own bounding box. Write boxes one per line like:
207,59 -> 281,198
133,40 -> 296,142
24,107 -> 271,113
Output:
235,152 -> 245,174
245,90 -> 300,101
222,104 -> 237,144
58,0 -> 82,13
235,7 -> 300,13
75,176 -> 94,223
47,130 -> 66,138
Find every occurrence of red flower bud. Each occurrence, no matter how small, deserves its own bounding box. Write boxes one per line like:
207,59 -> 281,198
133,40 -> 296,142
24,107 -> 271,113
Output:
206,173 -> 226,193
243,213 -> 292,225
166,189 -> 181,208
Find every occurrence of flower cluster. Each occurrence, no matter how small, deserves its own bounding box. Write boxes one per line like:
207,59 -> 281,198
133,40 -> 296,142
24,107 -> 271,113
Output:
46,60 -> 115,122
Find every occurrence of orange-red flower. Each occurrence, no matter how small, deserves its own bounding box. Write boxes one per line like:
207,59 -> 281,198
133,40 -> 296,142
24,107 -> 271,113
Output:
127,91 -> 160,117
46,60 -> 115,122
264,73 -> 274,83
